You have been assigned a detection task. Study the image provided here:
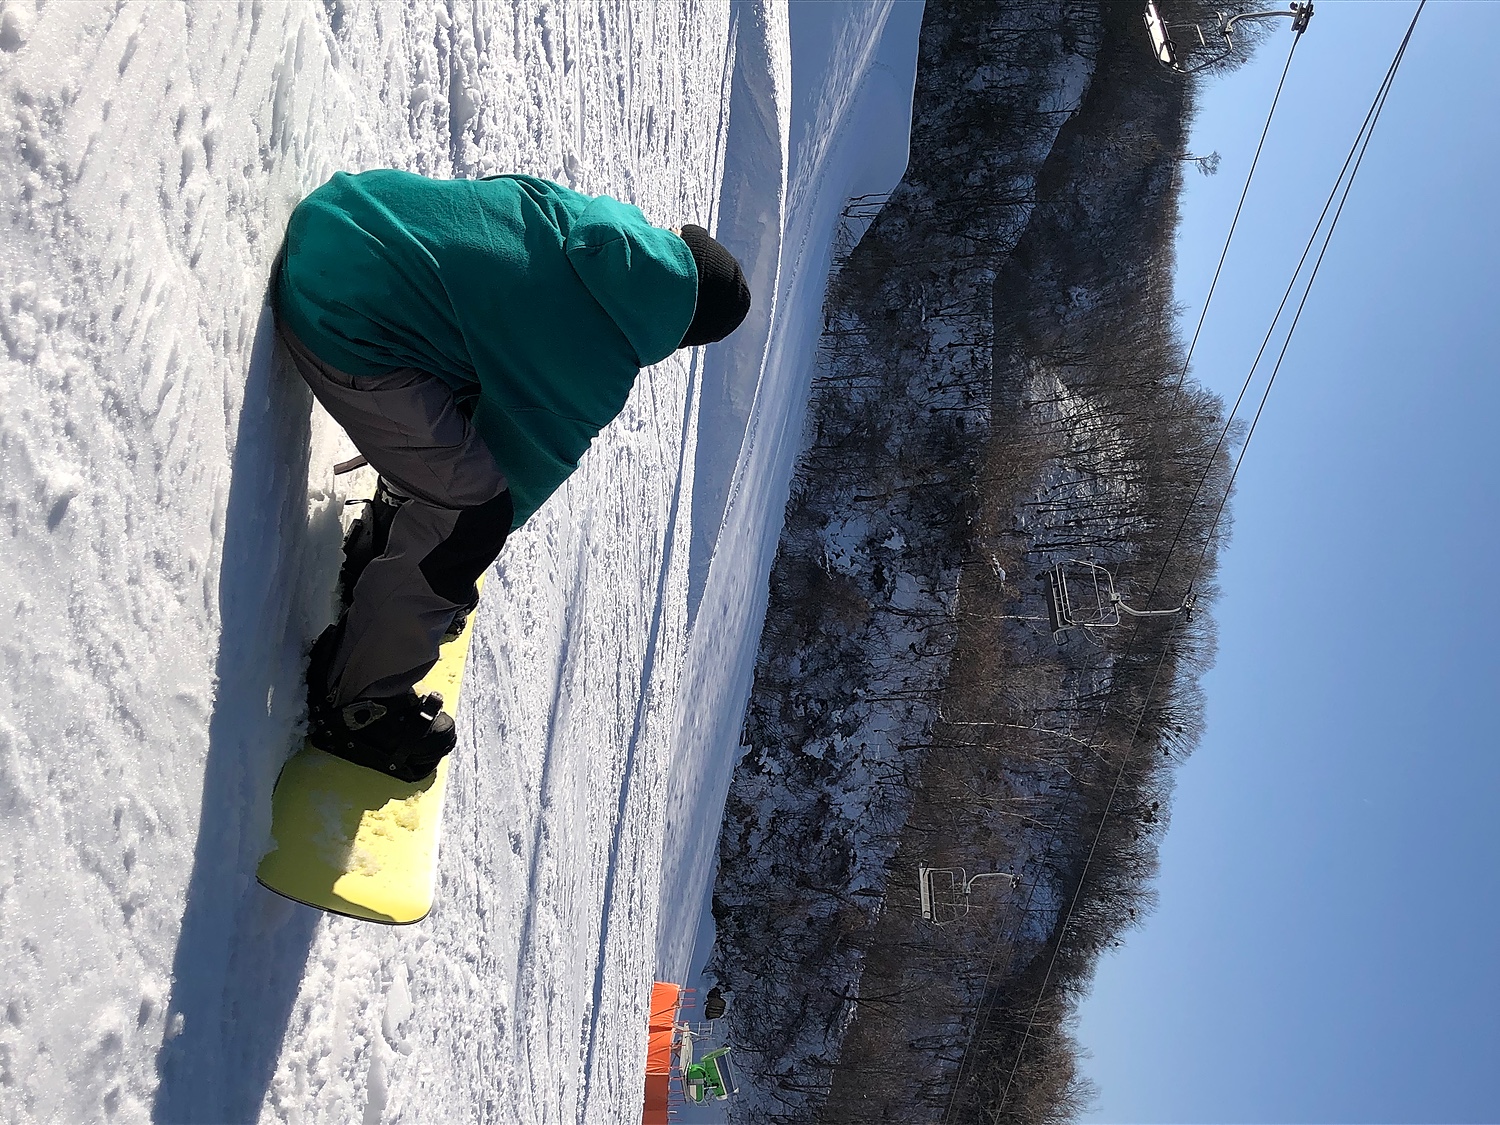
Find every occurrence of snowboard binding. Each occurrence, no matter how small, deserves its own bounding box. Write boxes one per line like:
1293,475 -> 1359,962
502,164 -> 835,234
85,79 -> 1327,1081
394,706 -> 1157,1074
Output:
305,621 -> 457,784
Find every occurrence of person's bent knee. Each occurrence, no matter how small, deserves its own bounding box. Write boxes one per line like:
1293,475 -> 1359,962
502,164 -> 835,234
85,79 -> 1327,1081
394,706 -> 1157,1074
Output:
418,489 -> 514,605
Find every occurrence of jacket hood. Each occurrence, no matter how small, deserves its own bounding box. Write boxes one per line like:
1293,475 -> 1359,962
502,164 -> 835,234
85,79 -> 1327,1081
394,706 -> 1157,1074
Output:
563,195 -> 698,367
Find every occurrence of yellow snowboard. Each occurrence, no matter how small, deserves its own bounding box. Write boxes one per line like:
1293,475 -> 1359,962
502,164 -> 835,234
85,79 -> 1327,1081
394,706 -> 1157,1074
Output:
256,580 -> 483,924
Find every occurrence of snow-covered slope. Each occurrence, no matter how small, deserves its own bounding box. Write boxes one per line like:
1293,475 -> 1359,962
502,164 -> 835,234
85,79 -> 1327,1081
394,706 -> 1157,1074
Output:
0,3 -> 737,1121
0,1 -> 913,1120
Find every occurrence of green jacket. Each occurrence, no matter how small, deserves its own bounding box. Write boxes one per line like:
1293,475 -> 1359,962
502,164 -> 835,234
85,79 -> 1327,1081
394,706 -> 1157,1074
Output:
274,170 -> 698,528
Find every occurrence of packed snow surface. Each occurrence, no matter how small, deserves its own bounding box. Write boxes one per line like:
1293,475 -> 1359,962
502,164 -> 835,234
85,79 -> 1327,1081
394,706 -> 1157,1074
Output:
0,1 -> 917,1122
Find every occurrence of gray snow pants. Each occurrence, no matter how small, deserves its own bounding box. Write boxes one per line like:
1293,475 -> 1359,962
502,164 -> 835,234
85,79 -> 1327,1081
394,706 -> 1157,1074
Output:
278,322 -> 511,704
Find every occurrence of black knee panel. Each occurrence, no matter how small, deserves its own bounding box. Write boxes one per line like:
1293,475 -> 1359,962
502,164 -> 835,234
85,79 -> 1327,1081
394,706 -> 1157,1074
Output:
418,489 -> 514,605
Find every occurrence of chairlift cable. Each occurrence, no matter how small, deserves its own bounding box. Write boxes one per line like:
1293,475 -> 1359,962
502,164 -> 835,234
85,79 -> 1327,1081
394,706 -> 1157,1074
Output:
942,35 -> 1308,1122
1194,2 -> 1424,575
946,4 -> 1402,1114
937,873 -> 1046,1124
1053,31 -> 1302,631
1164,3 -> 1419,608
1136,32 -> 1306,615
989,4 -> 1427,1119
958,32 -> 1311,1124
1172,32 -> 1302,401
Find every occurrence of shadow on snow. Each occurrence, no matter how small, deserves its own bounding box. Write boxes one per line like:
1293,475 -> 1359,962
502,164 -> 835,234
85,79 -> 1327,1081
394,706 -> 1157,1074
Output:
153,306 -> 334,1123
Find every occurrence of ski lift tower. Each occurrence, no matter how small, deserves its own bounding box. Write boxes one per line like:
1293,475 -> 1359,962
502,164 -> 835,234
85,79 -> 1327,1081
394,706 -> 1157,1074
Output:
1144,0 -> 1313,73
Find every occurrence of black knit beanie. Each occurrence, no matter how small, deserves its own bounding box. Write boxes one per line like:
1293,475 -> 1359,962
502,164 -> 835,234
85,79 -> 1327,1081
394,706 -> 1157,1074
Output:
678,224 -> 751,348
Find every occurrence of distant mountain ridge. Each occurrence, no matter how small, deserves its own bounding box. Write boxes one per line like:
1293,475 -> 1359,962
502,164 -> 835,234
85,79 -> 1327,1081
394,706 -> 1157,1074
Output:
708,2 -> 1252,1121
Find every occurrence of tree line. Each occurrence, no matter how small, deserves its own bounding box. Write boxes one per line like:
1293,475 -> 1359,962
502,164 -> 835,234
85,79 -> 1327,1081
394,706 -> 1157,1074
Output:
709,2 -> 1259,1121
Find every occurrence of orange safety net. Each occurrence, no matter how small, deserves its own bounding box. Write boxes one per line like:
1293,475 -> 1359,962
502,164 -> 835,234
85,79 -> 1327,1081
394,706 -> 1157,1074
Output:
642,982 -> 682,1125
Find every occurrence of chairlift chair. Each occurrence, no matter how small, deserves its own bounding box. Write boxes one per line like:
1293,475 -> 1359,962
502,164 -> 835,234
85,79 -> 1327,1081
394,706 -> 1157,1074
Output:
1039,560 -> 1194,642
675,1022 -> 739,1106
1143,0 -> 1313,74
919,866 -> 1018,926
1042,561 -> 1119,635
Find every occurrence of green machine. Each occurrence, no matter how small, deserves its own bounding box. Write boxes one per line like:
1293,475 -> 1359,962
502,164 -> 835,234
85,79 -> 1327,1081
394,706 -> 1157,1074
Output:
683,1045 -> 738,1104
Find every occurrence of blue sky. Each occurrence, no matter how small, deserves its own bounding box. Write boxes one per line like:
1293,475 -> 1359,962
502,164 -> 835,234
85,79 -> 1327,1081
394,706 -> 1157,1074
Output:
1076,3 -> 1500,1122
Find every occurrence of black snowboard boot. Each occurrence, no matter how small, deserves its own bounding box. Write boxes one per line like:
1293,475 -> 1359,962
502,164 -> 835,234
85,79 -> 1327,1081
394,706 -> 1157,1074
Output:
305,622 -> 457,783
309,692 -> 456,783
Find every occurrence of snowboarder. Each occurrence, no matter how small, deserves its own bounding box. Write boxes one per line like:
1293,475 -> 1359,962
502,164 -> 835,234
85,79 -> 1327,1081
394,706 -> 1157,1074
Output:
271,169 -> 751,781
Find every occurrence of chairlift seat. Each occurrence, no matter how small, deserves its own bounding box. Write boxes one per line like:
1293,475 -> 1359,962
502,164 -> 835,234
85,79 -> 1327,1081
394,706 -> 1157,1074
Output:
920,866 -> 964,923
1143,0 -> 1179,67
685,1047 -> 737,1103
1042,566 -> 1072,633
1039,561 -> 1120,635
1144,0 -> 1312,75
1038,560 -> 1188,640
